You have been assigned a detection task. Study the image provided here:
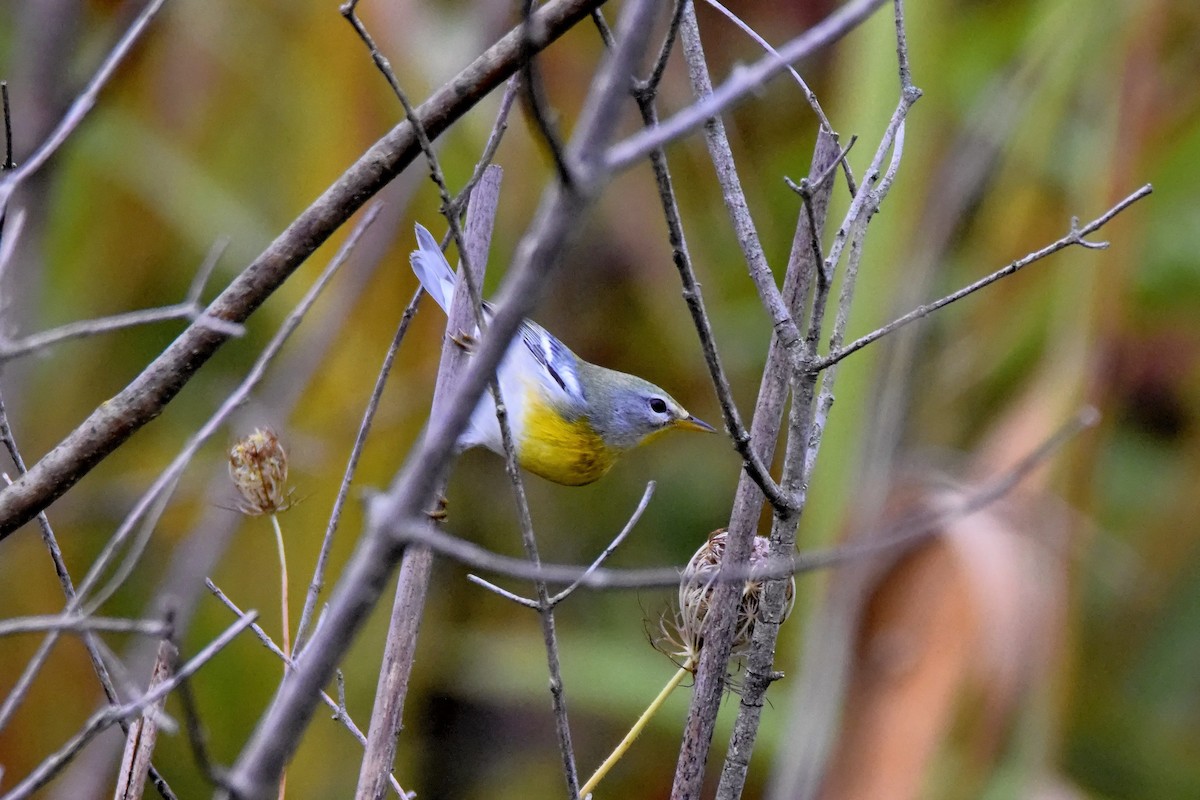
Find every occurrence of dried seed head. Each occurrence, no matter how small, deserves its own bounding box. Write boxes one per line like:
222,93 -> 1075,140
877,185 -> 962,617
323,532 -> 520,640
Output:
660,529 -> 796,669
229,428 -> 291,516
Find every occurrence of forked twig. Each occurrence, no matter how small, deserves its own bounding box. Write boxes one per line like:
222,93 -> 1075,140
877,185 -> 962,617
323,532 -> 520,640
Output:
811,184 -> 1155,371
467,481 -> 656,608
0,239 -> 234,363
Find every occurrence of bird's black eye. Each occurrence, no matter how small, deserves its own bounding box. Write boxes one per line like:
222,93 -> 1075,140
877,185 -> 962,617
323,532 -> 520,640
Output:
649,397 -> 668,415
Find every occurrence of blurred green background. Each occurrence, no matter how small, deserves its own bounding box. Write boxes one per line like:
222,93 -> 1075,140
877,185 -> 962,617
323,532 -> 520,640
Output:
0,0 -> 1197,798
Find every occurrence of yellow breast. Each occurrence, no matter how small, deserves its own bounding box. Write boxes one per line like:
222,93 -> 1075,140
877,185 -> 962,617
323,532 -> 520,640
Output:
519,390 -> 618,486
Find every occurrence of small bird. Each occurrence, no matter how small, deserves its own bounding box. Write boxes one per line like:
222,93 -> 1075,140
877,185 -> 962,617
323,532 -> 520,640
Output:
410,223 -> 716,486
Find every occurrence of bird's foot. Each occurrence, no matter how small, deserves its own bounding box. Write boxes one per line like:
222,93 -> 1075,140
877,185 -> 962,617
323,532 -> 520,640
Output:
425,494 -> 449,522
449,330 -> 477,352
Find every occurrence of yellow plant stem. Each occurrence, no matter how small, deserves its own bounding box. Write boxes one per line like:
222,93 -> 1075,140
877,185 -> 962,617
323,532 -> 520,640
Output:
271,513 -> 290,660
580,662 -> 693,797
272,513 -> 289,800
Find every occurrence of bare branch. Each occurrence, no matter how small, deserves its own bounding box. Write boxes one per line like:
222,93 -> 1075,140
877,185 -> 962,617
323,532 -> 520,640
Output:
0,397 -> 179,800
220,1 -> 666,794
605,0 -> 889,173
679,2 -> 805,370
0,206 -> 373,758
518,0 -> 577,187
353,173 -> 499,800
113,638 -> 176,800
206,582 -> 414,799
713,6 -> 919,793
0,611 -> 256,800
468,480 -> 657,608
291,288 -> 420,656
701,0 -> 834,131
601,3 -> 795,513
353,406 -> 1102,591
0,243 -> 236,363
0,615 -> 170,638
812,183 -> 1155,371
0,0 -> 170,214
1,81 -> 12,172
0,0 -> 609,540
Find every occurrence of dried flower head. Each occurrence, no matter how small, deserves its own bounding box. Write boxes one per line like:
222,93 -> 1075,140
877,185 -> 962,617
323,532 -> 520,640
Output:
228,428 -> 291,516
660,529 -> 796,669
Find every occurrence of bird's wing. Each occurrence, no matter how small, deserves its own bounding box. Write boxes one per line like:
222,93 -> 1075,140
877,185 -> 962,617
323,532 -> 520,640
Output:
519,320 -> 585,408
409,223 -> 457,312
411,223 -> 582,408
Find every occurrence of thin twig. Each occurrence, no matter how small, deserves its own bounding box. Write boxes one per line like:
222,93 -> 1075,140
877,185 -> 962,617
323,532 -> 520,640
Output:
0,240 -> 234,362
799,89 -> 920,485
271,513 -> 290,665
175,670 -> 226,790
1,81 -> 13,171
0,208 -> 23,286
679,2 -> 804,371
0,204 -> 377,740
518,0 -> 576,186
0,397 -> 179,800
0,615 -> 170,638
446,77 -> 521,221
701,0 -> 834,131
811,184 -> 1154,371
0,0 -> 170,214
0,611 -> 256,800
113,636 -> 176,800
599,3 -> 795,512
292,288 -> 421,656
351,400 -> 1093,590
206,581 -> 414,799
605,0 -> 889,173
467,481 -> 656,608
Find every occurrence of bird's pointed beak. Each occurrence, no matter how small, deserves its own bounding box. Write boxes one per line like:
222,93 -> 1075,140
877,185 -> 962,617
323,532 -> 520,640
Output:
675,413 -> 717,434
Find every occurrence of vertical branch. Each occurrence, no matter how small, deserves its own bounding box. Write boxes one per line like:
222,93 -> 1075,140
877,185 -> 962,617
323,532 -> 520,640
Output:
113,637 -> 177,800
671,127 -> 842,799
354,169 -> 503,800
677,4 -> 805,365
714,3 -> 919,797
667,9 -> 843,797
493,372 -> 582,796
613,0 -> 794,512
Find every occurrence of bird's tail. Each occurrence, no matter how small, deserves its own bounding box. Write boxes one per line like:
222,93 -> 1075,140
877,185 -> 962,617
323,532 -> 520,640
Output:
409,223 -> 457,312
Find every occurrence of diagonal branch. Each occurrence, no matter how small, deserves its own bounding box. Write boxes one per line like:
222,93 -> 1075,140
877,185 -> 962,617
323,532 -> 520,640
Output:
218,2 -> 666,796
0,239 -> 234,363
0,0 -> 608,540
0,611 -> 256,800
0,0 -> 170,214
811,183 -> 1154,371
604,0 -> 889,173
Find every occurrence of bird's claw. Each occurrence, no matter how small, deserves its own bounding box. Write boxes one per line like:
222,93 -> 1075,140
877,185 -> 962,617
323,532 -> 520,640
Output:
450,331 -> 477,352
425,495 -> 449,521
